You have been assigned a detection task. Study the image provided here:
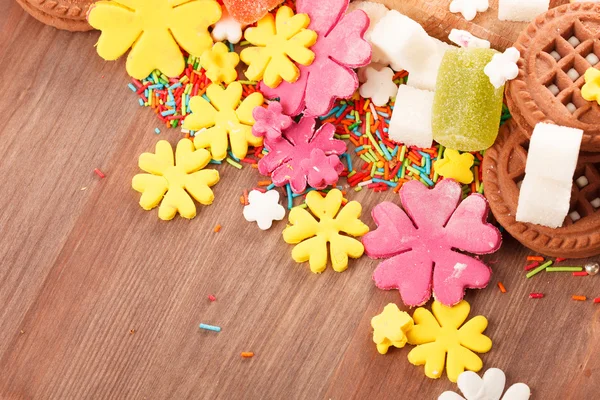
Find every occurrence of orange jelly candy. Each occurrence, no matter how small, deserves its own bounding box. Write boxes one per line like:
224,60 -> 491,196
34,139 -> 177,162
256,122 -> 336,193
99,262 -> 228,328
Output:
223,0 -> 284,25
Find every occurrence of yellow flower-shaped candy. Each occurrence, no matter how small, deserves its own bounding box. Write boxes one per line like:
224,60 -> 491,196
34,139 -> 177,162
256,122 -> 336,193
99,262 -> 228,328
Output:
183,82 -> 264,161
88,0 -> 221,79
371,303 -> 414,355
407,300 -> 492,383
283,189 -> 370,273
201,42 -> 240,85
240,6 -> 318,89
581,67 -> 600,105
433,149 -> 475,184
132,139 -> 219,220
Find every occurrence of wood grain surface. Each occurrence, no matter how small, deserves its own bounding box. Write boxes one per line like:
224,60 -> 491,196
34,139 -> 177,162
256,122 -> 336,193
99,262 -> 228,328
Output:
1,2 -> 599,399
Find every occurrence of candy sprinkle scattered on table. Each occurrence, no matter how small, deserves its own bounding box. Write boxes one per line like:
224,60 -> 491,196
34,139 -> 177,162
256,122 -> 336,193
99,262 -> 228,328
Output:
199,323 -> 221,332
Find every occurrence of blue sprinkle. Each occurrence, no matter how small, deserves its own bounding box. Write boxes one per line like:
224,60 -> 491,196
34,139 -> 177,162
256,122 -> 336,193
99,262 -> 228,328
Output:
199,323 -> 221,332
127,83 -> 137,92
169,82 -> 182,90
209,160 -> 222,165
420,173 -> 434,186
161,109 -> 176,116
138,98 -> 145,106
286,184 -> 293,210
391,146 -> 399,157
345,153 -> 353,172
373,178 -> 397,187
228,151 -> 240,162
202,94 -> 210,102
266,183 -> 276,191
154,128 -> 161,134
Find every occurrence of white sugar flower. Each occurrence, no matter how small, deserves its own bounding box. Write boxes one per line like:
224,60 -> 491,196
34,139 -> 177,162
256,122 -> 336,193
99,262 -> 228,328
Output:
211,8 -> 243,44
243,190 -> 286,230
358,67 -> 398,107
484,47 -> 520,89
449,0 -> 489,21
438,368 -> 531,400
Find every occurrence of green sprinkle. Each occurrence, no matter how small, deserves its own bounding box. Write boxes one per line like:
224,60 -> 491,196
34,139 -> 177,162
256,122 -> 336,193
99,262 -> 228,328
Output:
546,267 -> 583,272
526,260 -> 553,278
226,158 -> 242,169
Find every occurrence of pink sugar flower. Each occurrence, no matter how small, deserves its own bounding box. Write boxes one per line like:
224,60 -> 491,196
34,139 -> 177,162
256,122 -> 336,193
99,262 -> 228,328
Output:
252,102 -> 293,142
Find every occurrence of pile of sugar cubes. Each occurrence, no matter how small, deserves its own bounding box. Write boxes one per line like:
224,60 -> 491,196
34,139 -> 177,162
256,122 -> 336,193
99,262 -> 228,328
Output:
516,123 -> 583,228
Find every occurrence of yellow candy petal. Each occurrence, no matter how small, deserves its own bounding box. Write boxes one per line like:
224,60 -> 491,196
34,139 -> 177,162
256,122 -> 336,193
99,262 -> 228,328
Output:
139,140 -> 174,175
407,308 -> 440,345
335,201 -> 370,236
446,346 -> 483,383
185,170 -> 219,205
329,234 -> 364,272
88,2 -> 142,61
168,0 -> 220,56
175,140 -> 211,174
458,316 -> 492,353
127,29 -> 184,79
184,97 -> 217,131
132,174 -> 168,210
158,187 -> 196,220
194,126 -> 229,161
408,342 -> 446,379
291,235 -> 328,273
283,207 -> 320,243
432,300 -> 470,330
306,189 -> 343,219
236,92 -> 264,124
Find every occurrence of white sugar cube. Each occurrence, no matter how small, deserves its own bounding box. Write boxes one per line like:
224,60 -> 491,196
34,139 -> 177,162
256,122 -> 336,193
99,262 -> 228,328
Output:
388,85 -> 435,148
405,39 -> 454,91
568,36 -> 581,48
550,51 -> 561,61
575,176 -> 589,188
586,53 -> 600,65
526,123 -> 583,182
516,175 -> 572,228
569,211 -> 581,222
371,10 -> 437,74
567,103 -> 577,114
347,1 -> 390,65
591,198 -> 600,209
567,68 -> 580,81
547,84 -> 560,96
498,0 -> 549,22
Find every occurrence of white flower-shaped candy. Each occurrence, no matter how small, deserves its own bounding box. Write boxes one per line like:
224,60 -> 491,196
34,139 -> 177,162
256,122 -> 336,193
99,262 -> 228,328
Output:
211,8 -> 243,44
243,190 -> 286,230
449,29 -> 490,49
359,67 -> 398,107
449,0 -> 489,21
438,368 -> 531,400
484,47 -> 520,89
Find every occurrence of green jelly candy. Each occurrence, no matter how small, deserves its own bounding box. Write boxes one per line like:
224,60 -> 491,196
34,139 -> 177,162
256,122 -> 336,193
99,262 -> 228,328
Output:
432,48 -> 504,152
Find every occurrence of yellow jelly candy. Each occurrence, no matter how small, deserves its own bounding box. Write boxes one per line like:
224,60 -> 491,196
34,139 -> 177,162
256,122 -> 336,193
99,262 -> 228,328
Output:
283,189 -> 369,273
407,300 -> 492,382
132,139 -> 220,221
88,0 -> 221,79
201,42 -> 240,85
240,6 -> 318,89
581,67 -> 600,105
183,82 -> 264,161
433,149 -> 475,184
371,303 -> 414,355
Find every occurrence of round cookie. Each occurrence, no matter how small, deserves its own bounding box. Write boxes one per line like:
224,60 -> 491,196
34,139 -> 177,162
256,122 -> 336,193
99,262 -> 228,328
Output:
506,3 -> 600,151
483,119 -> 600,258
16,0 -> 94,32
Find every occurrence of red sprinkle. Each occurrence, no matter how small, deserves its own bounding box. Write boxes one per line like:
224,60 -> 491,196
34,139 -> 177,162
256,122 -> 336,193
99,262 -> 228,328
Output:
524,262 -> 540,271
529,293 -> 544,299
94,168 -> 106,179
572,271 -> 589,277
555,257 -> 566,263
594,297 -> 600,304
208,295 -> 216,302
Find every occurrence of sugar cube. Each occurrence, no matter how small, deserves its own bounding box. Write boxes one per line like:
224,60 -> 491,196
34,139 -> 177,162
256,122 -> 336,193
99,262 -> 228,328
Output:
575,176 -> 589,188
547,84 -> 559,96
347,1 -> 390,65
550,51 -> 561,61
371,10 -> 437,73
498,0 -> 549,22
567,68 -> 580,81
568,36 -> 581,48
516,175 -> 572,228
388,85 -> 435,148
404,38 -> 454,91
567,103 -> 577,114
569,211 -> 581,222
586,53 -> 599,66
525,123 -> 583,182
591,198 -> 600,209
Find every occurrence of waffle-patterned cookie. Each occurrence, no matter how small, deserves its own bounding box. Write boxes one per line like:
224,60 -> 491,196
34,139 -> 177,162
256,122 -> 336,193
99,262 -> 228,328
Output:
16,0 -> 95,32
483,119 -> 600,258
506,3 -> 600,151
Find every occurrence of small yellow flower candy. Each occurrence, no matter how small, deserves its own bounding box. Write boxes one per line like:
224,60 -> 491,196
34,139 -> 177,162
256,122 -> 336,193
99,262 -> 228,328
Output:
371,303 -> 414,355
283,189 -> 369,273
407,300 -> 492,382
88,0 -> 221,79
132,139 -> 219,220
201,42 -> 240,85
183,82 -> 264,161
433,149 -> 475,184
581,67 -> 600,105
240,6 -> 318,89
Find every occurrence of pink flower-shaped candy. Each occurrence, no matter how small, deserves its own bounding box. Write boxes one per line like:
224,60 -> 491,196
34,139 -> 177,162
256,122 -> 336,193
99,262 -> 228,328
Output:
363,179 -> 501,307
258,117 -> 346,193
260,0 -> 372,117
252,102 -> 293,141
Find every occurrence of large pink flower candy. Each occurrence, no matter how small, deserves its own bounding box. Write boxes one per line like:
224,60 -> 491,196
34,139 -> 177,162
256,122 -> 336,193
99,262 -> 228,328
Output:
260,0 -> 371,117
258,116 -> 346,193
363,179 -> 502,307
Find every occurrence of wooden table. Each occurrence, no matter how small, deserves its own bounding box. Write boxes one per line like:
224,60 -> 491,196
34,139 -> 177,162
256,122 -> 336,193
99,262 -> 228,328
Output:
1,2 -> 598,399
